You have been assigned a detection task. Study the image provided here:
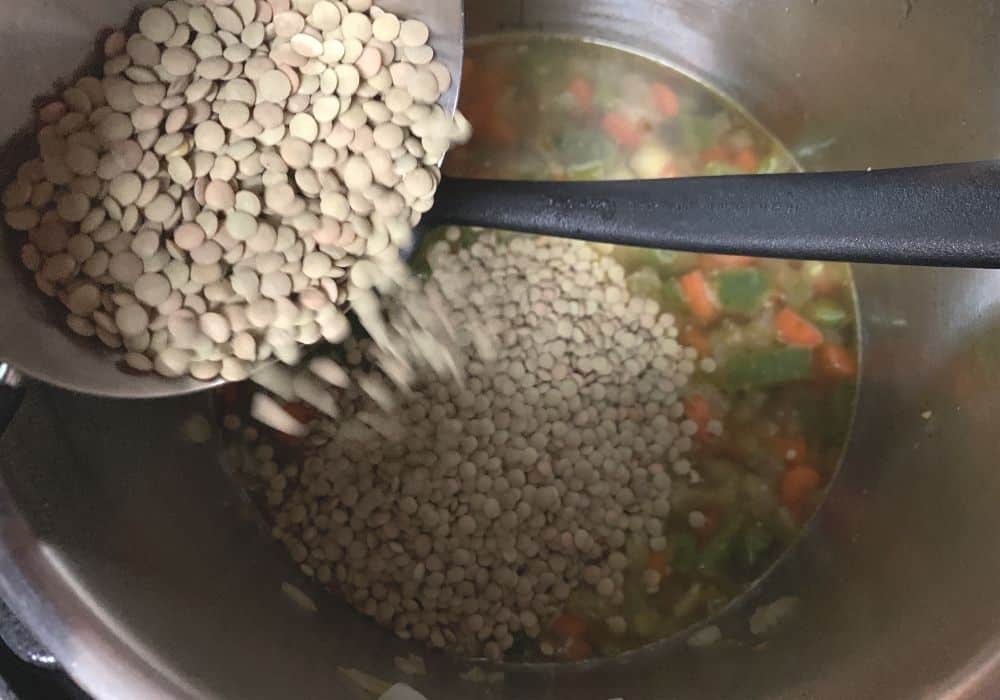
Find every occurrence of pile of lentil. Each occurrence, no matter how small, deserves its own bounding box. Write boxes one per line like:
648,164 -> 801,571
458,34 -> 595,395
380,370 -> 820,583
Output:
1,0 -> 467,381
233,229 -> 713,661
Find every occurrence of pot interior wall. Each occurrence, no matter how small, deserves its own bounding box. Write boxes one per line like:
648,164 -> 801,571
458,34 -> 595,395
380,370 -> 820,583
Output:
1,1 -> 1000,699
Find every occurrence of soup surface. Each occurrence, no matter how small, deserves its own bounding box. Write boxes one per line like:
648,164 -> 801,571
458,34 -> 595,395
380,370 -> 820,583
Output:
225,37 -> 858,663
436,37 -> 856,658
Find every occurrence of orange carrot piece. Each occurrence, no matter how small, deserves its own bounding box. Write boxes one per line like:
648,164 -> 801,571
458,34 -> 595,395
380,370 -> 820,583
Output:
563,636 -> 592,661
568,77 -> 593,112
651,82 -> 680,118
680,325 -> 712,355
601,112 -> 644,149
780,465 -> 822,509
684,394 -> 712,439
646,550 -> 671,576
679,270 -> 719,324
551,612 -> 587,641
776,308 -> 824,348
732,147 -> 759,173
700,146 -> 729,163
815,343 -> 857,380
699,254 -> 754,270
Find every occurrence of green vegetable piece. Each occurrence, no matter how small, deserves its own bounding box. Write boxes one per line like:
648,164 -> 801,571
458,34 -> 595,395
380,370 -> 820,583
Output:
757,154 -> 790,174
724,347 -> 813,388
505,631 -> 533,658
625,267 -> 662,301
550,126 -> 615,175
671,533 -> 698,573
805,298 -> 848,327
716,268 -> 769,314
672,582 -> 703,618
698,516 -> 744,576
566,161 -> 606,180
739,521 -> 774,569
676,114 -> 718,153
660,277 -> 686,311
650,249 -> 699,273
703,160 -> 742,176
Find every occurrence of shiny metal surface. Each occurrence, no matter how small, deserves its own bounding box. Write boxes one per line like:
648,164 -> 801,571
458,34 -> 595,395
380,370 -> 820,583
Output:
0,1 -> 999,699
0,0 -> 463,400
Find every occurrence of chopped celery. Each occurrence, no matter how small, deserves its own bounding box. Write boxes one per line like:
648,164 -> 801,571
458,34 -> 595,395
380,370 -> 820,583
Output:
549,126 -> 616,174
649,249 -> 699,273
676,114 -> 718,153
757,153 -> 790,174
716,268 -> 769,314
724,348 -> 813,388
671,533 -> 698,573
772,265 -> 813,309
625,267 -> 663,301
703,160 -> 742,176
566,161 -> 607,180
673,582 -> 703,618
675,112 -> 728,154
805,298 -> 848,327
738,521 -> 774,569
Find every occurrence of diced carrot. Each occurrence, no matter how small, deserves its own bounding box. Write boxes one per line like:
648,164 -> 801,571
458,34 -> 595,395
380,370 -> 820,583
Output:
459,61 -> 513,146
780,465 -> 822,510
651,82 -> 680,118
700,146 -> 729,164
732,147 -> 759,173
815,343 -> 857,380
481,117 -> 516,146
551,611 -> 587,641
699,254 -> 754,270
694,508 -> 720,540
680,325 -> 712,356
567,77 -> 593,112
601,112 -> 644,149
679,270 -> 719,324
562,636 -> 592,661
684,394 -> 712,439
282,402 -> 319,424
775,308 -> 824,348
646,550 -> 671,577
772,436 -> 808,465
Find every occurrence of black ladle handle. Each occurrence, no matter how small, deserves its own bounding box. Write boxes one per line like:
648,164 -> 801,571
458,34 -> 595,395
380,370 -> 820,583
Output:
425,161 -> 1000,268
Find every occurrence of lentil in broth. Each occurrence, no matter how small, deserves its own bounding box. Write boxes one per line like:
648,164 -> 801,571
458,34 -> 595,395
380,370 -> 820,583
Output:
431,37 -> 858,659
222,37 -> 859,664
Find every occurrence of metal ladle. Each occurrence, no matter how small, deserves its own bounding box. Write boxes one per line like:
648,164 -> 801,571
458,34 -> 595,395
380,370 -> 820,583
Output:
6,0 -> 1000,398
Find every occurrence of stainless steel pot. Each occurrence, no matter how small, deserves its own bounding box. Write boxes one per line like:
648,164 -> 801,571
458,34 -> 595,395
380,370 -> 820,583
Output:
1,1 -> 999,698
